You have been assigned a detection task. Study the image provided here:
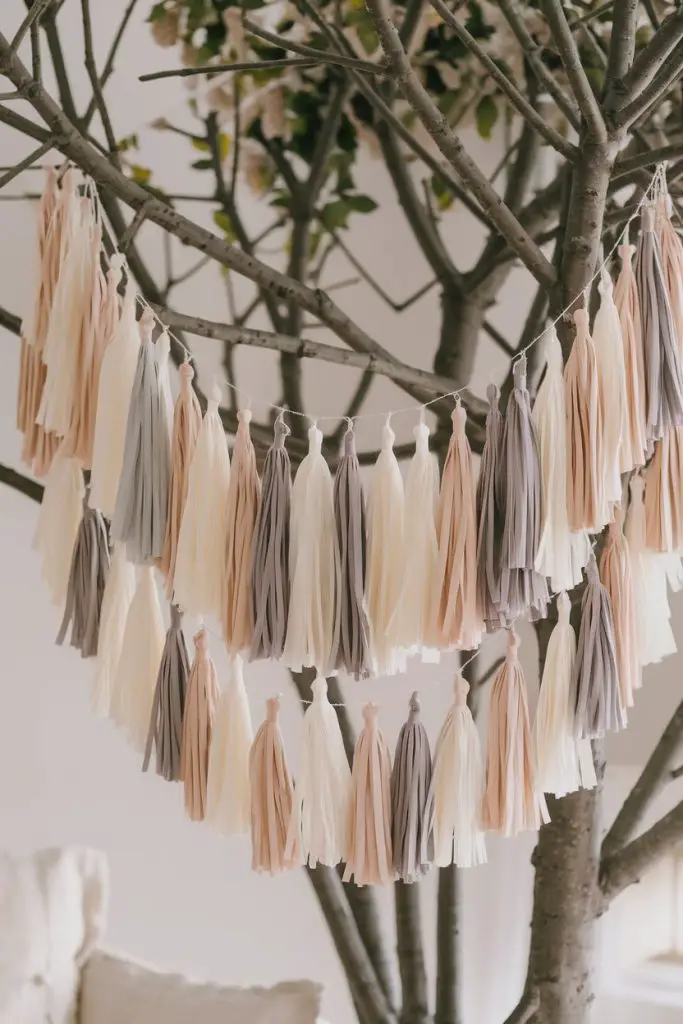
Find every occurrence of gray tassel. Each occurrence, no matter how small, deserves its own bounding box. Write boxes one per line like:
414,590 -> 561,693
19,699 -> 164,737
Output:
496,356 -> 548,622
251,416 -> 291,660
391,692 -> 433,883
143,604 -> 189,782
573,554 -> 624,739
635,204 -> 683,442
476,383 -> 505,632
56,494 -> 110,658
332,424 -> 371,680
111,328 -> 171,564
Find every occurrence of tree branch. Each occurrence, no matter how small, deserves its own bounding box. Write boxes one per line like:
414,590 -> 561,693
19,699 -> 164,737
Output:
619,7 -> 683,103
395,882 -> 429,1024
0,462 -> 44,504
140,55 -> 382,83
616,45 -> 683,127
0,136 -> 54,189
501,987 -> 541,1024
242,17 -> 384,77
10,0 -> 53,54
435,864 -> 459,1024
80,0 -> 119,160
604,0 -> 638,101
542,0 -> 607,141
82,0 -> 140,129
600,800 -> 683,903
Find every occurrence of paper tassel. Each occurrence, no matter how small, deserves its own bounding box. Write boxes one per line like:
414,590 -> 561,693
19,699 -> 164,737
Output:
657,193 -> 683,344
435,403 -> 481,650
284,425 -> 339,673
343,703 -> 393,886
92,543 -> 136,717
391,693 -> 433,882
155,330 -> 174,442
223,409 -> 261,653
600,508 -> 640,711
389,419 -> 439,661
573,554 -> 624,739
160,362 -> 201,595
615,242 -> 647,471
19,167 -> 58,358
332,424 -> 372,680
206,653 -> 253,836
143,605 -> 190,782
497,355 -> 549,621
110,566 -> 165,752
249,695 -> 299,875
564,307 -> 603,532
111,310 -> 171,563
533,329 -> 590,592
180,628 -> 220,821
635,204 -> 683,442
626,474 -> 677,666
19,341 -> 58,478
593,268 -> 627,515
173,384 -> 231,619
251,416 -> 291,661
89,275 -> 140,518
33,451 -> 85,607
482,631 -> 548,837
426,676 -> 486,868
645,430 -> 683,553
286,677 -> 351,868
533,593 -> 597,798
56,497 -> 110,658
366,420 -> 406,675
476,384 -> 505,631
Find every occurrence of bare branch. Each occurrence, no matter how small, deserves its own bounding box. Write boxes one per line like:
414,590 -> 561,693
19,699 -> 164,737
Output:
328,371 -> 374,447
242,17 -> 384,77
30,19 -> 41,83
617,46 -> 683,127
542,0 -> 606,140
600,800 -> 683,903
118,201 -> 154,252
80,0 -> 119,160
83,0 -> 140,129
502,987 -> 541,1024
0,462 -> 44,504
619,7 -> 683,102
10,0 -> 53,55
613,143 -> 683,178
140,55 -> 382,84
605,0 -> 638,95
0,137 -> 55,189
483,320 -> 515,357
435,864 -> 459,1024
395,882 -> 429,1024
0,304 -> 21,334
429,0 -> 576,160
307,79 -> 348,205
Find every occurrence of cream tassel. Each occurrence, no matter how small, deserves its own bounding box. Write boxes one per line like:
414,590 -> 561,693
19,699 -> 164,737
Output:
573,554 -> 625,738
174,383 -> 231,619
343,703 -> 394,886
89,275 -> 140,518
181,628 -> 220,822
286,677 -> 351,868
435,403 -> 481,651
482,631 -> 549,837
533,328 -> 590,592
249,695 -> 299,875
593,268 -> 627,517
33,451 -> 84,607
223,409 -> 261,653
206,653 -> 253,836
284,425 -> 339,673
391,693 -> 433,882
564,307 -> 603,532
615,241 -> 648,472
160,361 -> 201,595
389,417 -> 440,662
533,593 -> 597,798
110,566 -> 165,752
600,508 -> 640,711
365,420 -> 406,675
92,543 -> 136,717
426,676 -> 486,868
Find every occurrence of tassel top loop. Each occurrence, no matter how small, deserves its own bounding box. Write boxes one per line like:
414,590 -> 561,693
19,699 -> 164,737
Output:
599,266 -> 613,297
139,306 -> 155,343
381,420 -> 396,450
543,326 -> 562,370
485,382 -> 499,411
343,424 -> 357,456
238,407 -> 252,427
610,502 -> 626,534
451,403 -> 466,433
585,552 -> 600,584
453,674 -> 469,704
362,702 -> 379,729
308,424 -> 323,453
414,420 -> 429,451
266,694 -> 281,723
179,362 -> 194,393
506,629 -> 520,657
108,254 -> 125,287
311,676 -> 328,701
208,380 -> 222,409
170,603 -> 183,630
193,626 -> 208,657
556,590 -> 571,623
512,353 -> 527,388
641,204 -> 656,233
573,306 -> 590,340
274,416 -> 290,447
619,241 -> 635,264
408,691 -> 421,718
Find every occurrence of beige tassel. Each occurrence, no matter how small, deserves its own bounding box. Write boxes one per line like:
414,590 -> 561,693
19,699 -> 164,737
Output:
33,450 -> 85,608
600,507 -> 640,711
181,628 -> 220,822
249,695 -> 299,875
483,631 -> 549,837
92,543 -> 136,718
343,703 -> 394,887
206,654 -> 253,836
615,241 -> 648,471
593,268 -> 627,518
223,409 -> 261,653
645,431 -> 683,553
564,307 -> 603,532
435,403 -> 481,650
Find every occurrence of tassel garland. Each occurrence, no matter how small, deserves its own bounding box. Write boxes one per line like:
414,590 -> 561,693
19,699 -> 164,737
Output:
143,605 -> 190,782
391,693 -> 433,882
92,543 -> 136,717
476,384 -> 504,631
250,696 -> 299,875
223,409 -> 261,653
615,241 -> 648,471
56,496 -> 110,658
573,554 -> 624,739
206,654 -> 253,836
181,628 -> 221,821
344,703 -> 393,886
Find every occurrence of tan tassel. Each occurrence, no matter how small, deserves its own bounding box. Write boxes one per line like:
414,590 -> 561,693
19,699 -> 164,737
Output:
600,507 -> 640,712
564,307 -> 603,532
645,431 -> 683,553
223,409 -> 261,653
435,403 -> 481,651
593,268 -> 627,518
160,361 -> 202,595
615,242 -> 647,471
249,695 -> 299,875
482,631 -> 549,837
343,703 -> 394,887
181,628 -> 220,822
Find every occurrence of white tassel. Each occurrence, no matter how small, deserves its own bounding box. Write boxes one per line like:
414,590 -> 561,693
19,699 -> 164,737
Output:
110,566 -> 165,752
92,543 -> 136,717
533,328 -> 591,592
593,268 -> 627,516
174,383 -> 231,619
286,677 -> 351,868
284,425 -> 339,673
89,276 -> 140,518
534,593 -> 597,798
365,419 -> 406,676
388,417 -> 440,662
154,328 -> 174,443
205,654 -> 253,836
33,450 -> 84,607
426,675 -> 486,868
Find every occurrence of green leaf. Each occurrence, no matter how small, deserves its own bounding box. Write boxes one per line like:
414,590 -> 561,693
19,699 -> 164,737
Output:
191,137 -> 211,152
356,19 -> 379,55
431,174 -> 454,212
129,164 -> 151,185
475,95 -> 498,140
191,158 -> 213,170
309,227 -> 323,260
269,193 -> 292,210
212,209 -> 236,242
584,66 -> 605,93
117,133 -> 138,153
218,132 -> 231,162
146,2 -> 168,24
344,194 -> 377,214
321,198 -> 351,230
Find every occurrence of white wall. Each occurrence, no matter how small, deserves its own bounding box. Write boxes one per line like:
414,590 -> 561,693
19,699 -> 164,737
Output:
2,3 -> 683,1023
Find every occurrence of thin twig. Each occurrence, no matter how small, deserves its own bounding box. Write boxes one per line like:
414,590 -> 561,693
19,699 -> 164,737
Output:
502,987 -> 541,1024
542,0 -> 607,141
0,462 -> 44,504
601,799 -> 683,902
119,201 -> 153,251
80,0 -> 119,161
620,7 -> 683,101
0,137 -> 55,190
618,46 -> 683,127
243,17 -> 386,76
9,0 -> 53,55
139,55 -> 379,83
83,0 -> 140,128
328,371 -> 374,447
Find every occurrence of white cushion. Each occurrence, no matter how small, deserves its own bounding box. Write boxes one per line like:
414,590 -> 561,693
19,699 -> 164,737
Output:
0,847 -> 108,1024
80,951 -> 322,1024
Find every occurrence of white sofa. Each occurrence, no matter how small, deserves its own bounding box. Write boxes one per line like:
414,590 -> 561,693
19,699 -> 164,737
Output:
0,847 -> 322,1024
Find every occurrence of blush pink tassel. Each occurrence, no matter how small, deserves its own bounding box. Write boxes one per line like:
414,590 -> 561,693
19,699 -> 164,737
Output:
343,703 -> 394,887
160,361 -> 201,595
181,628 -> 220,822
564,308 -> 603,532
223,409 -> 261,653
249,696 -> 299,875
615,241 -> 647,472
600,507 -> 640,712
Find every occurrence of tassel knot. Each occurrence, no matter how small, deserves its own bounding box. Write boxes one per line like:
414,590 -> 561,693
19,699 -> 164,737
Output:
453,675 -> 469,704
